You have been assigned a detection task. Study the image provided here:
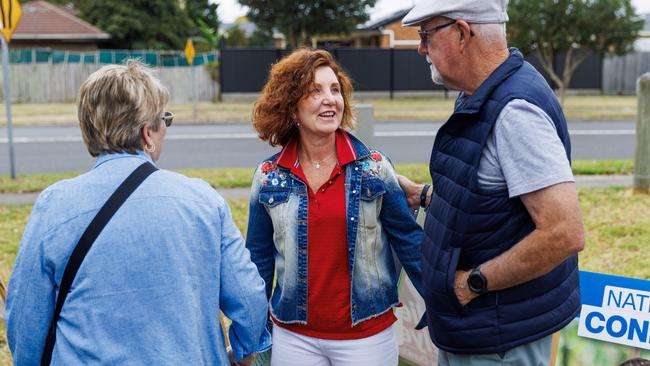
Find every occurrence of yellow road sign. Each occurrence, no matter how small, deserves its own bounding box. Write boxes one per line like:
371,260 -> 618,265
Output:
184,39 -> 195,65
0,0 -> 22,43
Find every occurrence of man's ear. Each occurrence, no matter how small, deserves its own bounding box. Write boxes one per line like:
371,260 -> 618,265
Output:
456,20 -> 473,51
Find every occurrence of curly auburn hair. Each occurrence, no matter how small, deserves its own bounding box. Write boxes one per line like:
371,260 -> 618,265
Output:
252,49 -> 355,147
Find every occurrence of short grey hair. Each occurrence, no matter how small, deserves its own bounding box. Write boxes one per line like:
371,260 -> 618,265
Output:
78,60 -> 169,157
473,22 -> 507,45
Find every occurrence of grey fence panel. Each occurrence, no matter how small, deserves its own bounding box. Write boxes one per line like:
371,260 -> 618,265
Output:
553,52 -> 602,89
393,50 -> 445,91
0,64 -> 217,103
334,48 -> 391,91
603,52 -> 650,95
220,48 -> 603,95
220,48 -> 281,93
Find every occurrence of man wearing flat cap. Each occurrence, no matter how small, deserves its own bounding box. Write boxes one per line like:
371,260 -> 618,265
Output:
398,0 -> 586,364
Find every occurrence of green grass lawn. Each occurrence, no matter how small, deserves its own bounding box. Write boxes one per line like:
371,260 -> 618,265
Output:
0,160 -> 634,194
0,95 -> 639,126
0,187 -> 649,363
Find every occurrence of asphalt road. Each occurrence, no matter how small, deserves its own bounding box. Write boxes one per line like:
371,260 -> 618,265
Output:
0,121 -> 637,174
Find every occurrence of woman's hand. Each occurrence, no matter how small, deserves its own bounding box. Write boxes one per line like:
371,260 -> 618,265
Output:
228,347 -> 257,366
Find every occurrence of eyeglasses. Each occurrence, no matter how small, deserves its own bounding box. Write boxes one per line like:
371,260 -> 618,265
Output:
418,20 -> 456,44
161,111 -> 173,127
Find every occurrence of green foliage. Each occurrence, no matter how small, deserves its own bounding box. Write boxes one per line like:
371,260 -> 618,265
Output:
203,61 -> 219,82
225,25 -> 249,47
193,18 -> 222,52
238,0 -> 378,48
508,0 -> 643,103
186,0 -> 221,52
248,29 -> 274,48
185,0 -> 219,31
28,0 -> 78,4
77,0 -> 193,49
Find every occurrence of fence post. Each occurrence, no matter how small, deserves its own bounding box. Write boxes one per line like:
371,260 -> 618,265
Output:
634,73 -> 650,194
389,48 -> 394,100
354,104 -> 374,147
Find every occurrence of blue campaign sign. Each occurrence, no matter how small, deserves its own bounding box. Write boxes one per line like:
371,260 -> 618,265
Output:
578,271 -> 650,350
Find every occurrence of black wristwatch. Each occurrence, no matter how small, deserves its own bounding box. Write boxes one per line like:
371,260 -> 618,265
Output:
467,266 -> 489,295
420,184 -> 431,209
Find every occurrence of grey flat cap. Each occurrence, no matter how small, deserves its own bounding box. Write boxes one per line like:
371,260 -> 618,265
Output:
402,0 -> 509,26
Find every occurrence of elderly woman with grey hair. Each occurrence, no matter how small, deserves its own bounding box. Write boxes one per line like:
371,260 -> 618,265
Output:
5,60 -> 270,365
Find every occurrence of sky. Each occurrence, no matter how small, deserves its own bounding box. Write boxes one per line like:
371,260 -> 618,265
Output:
217,0 -> 650,24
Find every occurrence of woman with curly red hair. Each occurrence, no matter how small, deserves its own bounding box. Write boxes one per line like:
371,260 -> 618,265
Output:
246,49 -> 425,365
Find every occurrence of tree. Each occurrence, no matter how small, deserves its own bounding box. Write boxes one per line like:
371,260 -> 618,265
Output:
238,0 -> 377,48
193,18 -> 222,52
225,25 -> 248,47
77,0 -> 193,50
248,29 -> 274,47
186,0 -> 221,51
185,0 -> 219,31
508,0 -> 643,104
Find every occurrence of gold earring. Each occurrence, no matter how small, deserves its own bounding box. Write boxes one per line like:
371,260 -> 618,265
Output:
145,143 -> 156,153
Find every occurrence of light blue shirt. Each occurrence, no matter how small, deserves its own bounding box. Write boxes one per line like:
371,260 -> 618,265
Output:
6,151 -> 271,365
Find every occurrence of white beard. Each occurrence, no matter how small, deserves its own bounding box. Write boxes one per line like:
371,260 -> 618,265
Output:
426,55 -> 444,85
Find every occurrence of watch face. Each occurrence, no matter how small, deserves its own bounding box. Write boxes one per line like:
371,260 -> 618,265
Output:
469,273 -> 485,291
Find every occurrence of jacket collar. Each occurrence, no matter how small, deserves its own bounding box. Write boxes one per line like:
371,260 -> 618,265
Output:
455,48 -> 524,115
275,129 -> 370,169
93,150 -> 155,169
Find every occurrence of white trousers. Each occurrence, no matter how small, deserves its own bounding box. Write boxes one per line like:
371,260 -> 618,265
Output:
270,324 -> 398,366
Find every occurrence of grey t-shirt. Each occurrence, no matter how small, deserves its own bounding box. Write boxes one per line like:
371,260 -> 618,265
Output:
475,98 -> 574,197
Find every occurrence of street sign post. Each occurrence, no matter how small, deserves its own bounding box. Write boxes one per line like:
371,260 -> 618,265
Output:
185,39 -> 197,121
1,0 -> 22,179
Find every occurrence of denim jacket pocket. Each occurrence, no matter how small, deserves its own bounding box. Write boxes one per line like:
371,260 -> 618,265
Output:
358,178 -> 386,231
259,188 -> 290,208
359,178 -> 386,201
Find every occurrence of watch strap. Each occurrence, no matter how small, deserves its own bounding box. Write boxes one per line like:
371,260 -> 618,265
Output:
420,184 -> 431,209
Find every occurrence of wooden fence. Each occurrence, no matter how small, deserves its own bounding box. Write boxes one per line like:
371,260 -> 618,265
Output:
0,63 -> 218,103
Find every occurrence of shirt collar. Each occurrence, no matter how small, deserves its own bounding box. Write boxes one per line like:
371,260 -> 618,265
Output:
93,150 -> 155,169
276,129 -> 357,169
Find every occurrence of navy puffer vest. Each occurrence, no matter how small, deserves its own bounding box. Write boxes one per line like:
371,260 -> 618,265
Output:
422,49 -> 580,354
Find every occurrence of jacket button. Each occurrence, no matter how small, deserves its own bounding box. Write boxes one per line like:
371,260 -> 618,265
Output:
350,217 -> 355,221
268,197 -> 274,204
352,190 -> 357,194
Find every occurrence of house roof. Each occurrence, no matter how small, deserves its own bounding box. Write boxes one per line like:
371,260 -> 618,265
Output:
13,1 -> 109,41
360,7 -> 413,30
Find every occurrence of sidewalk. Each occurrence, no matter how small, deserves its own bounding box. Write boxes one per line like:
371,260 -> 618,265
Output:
0,176 -> 633,205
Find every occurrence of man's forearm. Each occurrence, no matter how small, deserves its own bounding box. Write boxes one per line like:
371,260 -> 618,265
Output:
455,182 -> 585,305
481,226 -> 581,292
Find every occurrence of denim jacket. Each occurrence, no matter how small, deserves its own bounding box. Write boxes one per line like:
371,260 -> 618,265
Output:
7,151 -> 271,365
246,132 -> 424,327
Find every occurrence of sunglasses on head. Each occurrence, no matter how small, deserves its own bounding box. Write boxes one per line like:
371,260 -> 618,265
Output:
161,111 -> 173,127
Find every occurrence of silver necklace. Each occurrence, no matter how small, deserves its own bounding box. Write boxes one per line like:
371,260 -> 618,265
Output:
306,151 -> 337,169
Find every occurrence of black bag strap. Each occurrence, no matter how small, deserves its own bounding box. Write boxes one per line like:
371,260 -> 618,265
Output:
41,161 -> 158,366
